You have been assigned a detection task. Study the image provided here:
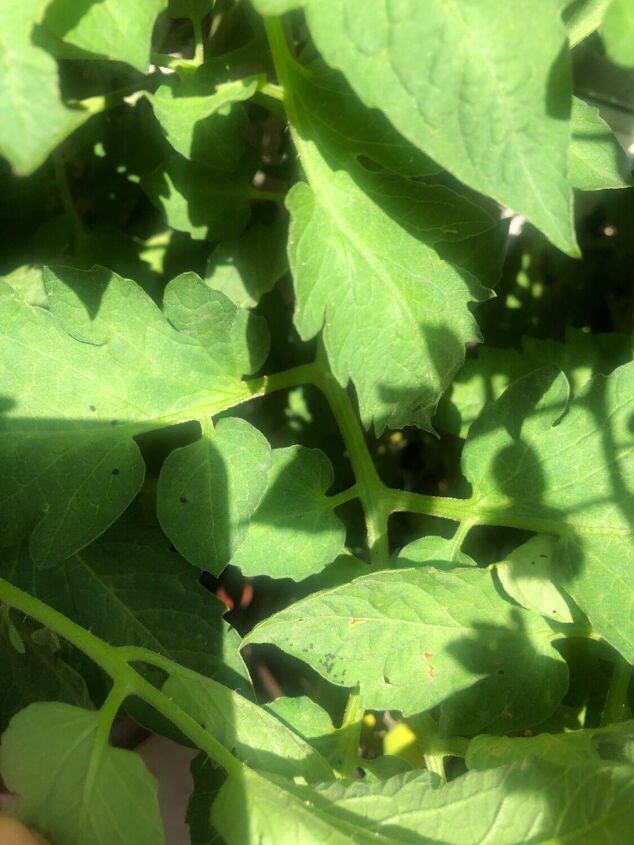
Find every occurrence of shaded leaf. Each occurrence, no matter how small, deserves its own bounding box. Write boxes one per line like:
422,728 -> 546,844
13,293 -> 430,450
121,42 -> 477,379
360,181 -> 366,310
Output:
148,77 -> 261,170
205,220 -> 288,308
462,363 -> 634,659
2,526 -> 246,686
570,97 -> 632,191
0,0 -> 89,175
0,268 -> 266,564
140,155 -> 254,240
495,535 -> 574,622
0,609 -> 91,734
230,446 -> 345,580
269,0 -> 579,254
158,418 -> 271,575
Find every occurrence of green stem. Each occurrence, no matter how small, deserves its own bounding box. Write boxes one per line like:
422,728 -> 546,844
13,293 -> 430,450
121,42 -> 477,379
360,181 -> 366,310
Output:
327,484 -> 360,509
602,657 -> 632,726
337,688 -> 363,778
53,151 -> 88,259
79,682 -> 131,830
248,188 -> 286,203
314,355 -> 389,563
192,14 -> 206,64
0,578 -> 243,777
259,81 -> 284,101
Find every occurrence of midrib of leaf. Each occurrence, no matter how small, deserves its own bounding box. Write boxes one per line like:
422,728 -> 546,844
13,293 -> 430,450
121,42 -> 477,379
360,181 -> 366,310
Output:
1,365 -> 317,442
280,58 -> 439,387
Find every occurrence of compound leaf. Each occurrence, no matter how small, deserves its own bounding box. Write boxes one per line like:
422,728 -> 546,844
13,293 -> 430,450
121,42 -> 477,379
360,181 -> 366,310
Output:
0,267 -> 267,565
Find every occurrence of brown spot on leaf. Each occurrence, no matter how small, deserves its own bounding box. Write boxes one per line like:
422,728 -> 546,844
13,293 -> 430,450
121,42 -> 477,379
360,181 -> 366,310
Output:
422,651 -> 433,659
349,618 -> 369,626
427,665 -> 435,679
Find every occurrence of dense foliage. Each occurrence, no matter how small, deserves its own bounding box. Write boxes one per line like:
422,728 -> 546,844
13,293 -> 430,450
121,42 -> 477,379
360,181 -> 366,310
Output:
1,0 -> 634,842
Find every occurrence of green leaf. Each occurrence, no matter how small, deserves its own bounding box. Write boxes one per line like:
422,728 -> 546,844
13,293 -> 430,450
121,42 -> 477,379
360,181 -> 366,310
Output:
0,266 -> 49,308
0,703 -> 163,845
495,535 -> 574,623
304,760 -> 634,844
2,526 -> 246,685
244,566 -> 568,733
266,695 -> 363,774
468,721 -> 634,770
0,609 -> 91,733
284,85 -> 491,429
0,267 -> 267,565
291,62 -> 440,177
148,77 -> 261,170
564,0 -> 612,46
395,535 -> 477,570
45,0 -> 167,72
436,328 -> 632,437
466,729 -> 600,769
570,97 -> 632,191
279,0 -> 578,255
462,363 -> 634,659
141,155 -> 254,240
205,220 -> 288,308
158,418 -> 271,575
163,668 -> 334,781
211,766 -> 397,845
601,0 -> 634,66
230,446 -> 346,580
0,0 -> 89,175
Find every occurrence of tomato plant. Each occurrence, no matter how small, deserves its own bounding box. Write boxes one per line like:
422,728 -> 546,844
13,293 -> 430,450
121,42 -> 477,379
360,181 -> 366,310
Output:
1,1 -> 634,842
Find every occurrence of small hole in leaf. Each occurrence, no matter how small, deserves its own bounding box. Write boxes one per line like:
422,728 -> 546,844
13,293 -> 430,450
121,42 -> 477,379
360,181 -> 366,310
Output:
111,419 -> 118,426
180,496 -> 188,504
111,468 -> 119,476
497,668 -> 505,676
531,560 -> 536,566
89,405 -> 96,412
552,610 -> 557,615
355,767 -> 366,779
